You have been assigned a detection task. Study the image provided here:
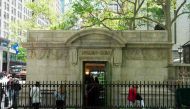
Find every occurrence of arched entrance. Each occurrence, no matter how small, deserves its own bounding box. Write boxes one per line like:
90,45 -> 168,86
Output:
83,61 -> 107,107
66,28 -> 125,108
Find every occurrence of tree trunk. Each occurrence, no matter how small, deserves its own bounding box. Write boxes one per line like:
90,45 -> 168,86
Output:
164,0 -> 173,64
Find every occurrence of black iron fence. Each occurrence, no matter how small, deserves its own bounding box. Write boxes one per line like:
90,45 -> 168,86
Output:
1,81 -> 190,109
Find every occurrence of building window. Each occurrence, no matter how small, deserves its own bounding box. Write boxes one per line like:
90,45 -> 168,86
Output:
11,7 -> 13,14
18,3 -> 22,11
17,12 -> 22,19
14,8 -> 16,15
12,0 -> 16,6
11,16 -> 14,21
7,3 -> 9,11
4,22 -> 9,30
4,2 -> 6,10
17,11 -> 19,18
4,12 -> 6,19
4,12 -> 9,20
7,13 -> 9,19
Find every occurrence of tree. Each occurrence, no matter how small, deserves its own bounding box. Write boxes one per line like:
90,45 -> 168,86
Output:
24,0 -> 58,29
17,47 -> 27,63
72,0 -> 148,30
71,0 -> 190,41
70,0 -> 190,64
186,3 -> 190,18
50,10 -> 79,30
8,0 -> 65,62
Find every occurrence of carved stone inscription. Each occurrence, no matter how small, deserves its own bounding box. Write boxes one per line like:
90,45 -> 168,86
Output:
79,49 -> 112,56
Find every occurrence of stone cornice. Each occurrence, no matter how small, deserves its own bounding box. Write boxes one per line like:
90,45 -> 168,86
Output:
23,42 -> 172,49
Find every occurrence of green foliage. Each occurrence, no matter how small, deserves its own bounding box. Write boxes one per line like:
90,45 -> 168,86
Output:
70,0 -> 165,30
186,3 -> 190,18
25,0 -> 58,29
9,0 -> 60,63
147,4 -> 164,22
50,10 -> 78,30
17,47 -> 27,63
72,0 -> 128,30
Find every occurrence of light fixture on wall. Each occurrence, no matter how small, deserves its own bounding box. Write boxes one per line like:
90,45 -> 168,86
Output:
85,69 -> 90,75
178,46 -> 183,63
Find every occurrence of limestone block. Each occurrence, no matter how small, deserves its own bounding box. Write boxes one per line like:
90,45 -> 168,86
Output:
53,31 -> 75,42
122,31 -> 141,42
34,31 -> 53,42
140,31 -> 168,42
28,32 -> 38,42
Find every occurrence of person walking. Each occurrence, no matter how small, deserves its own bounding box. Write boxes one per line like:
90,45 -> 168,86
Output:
127,85 -> 137,107
86,75 -> 95,107
10,74 -> 21,109
7,76 -> 13,104
94,77 -> 100,106
0,83 -> 6,109
54,85 -> 66,109
136,92 -> 144,107
30,81 -> 41,109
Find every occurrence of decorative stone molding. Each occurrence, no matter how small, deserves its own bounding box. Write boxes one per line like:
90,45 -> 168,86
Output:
28,49 -> 36,59
28,48 -> 65,60
70,48 -> 78,65
65,28 -> 126,47
113,48 -> 122,66
36,49 -> 49,59
50,49 -> 65,60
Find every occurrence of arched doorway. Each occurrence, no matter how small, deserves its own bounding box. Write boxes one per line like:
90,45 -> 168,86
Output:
66,28 -> 125,107
83,61 -> 107,108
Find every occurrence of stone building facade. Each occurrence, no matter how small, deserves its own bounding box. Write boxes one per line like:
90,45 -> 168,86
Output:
23,28 -> 171,82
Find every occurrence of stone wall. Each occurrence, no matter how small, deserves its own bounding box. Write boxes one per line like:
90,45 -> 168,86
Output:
23,28 -> 171,82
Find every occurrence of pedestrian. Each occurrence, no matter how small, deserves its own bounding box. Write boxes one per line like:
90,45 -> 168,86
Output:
127,85 -> 137,107
86,74 -> 95,107
7,76 -> 13,103
94,77 -> 100,106
54,84 -> 66,109
136,92 -> 144,107
0,83 -> 6,109
10,74 -> 21,109
30,81 -> 41,109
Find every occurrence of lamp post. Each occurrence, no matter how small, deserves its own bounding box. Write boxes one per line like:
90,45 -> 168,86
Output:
178,46 -> 183,63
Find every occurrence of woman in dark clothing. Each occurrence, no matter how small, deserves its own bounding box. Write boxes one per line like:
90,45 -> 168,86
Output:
86,75 -> 95,106
0,83 -> 6,109
94,77 -> 100,106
